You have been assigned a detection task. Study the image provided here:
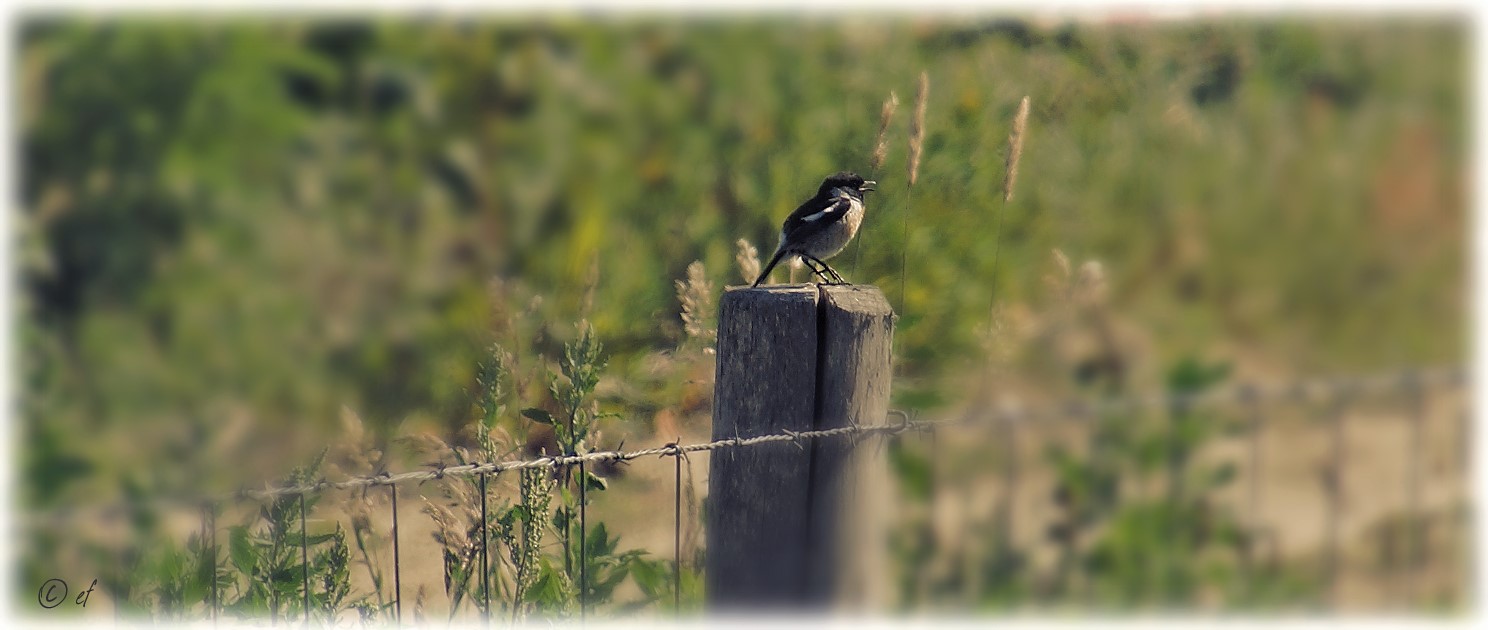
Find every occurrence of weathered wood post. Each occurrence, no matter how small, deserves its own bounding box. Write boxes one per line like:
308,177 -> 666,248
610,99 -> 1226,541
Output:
707,284 -> 895,611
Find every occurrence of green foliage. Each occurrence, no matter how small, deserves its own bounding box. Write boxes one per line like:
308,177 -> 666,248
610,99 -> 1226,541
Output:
410,325 -> 692,621
476,344 -> 509,432
217,453 -> 375,622
574,523 -> 673,610
549,320 -> 610,452
74,451 -> 376,622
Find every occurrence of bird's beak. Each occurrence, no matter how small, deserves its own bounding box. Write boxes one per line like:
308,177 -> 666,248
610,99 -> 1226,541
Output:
860,180 -> 877,192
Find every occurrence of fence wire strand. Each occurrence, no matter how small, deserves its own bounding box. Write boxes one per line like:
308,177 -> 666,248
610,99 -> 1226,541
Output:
19,366 -> 1467,520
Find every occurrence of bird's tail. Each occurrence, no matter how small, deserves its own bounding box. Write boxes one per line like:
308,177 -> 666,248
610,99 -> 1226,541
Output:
752,247 -> 790,287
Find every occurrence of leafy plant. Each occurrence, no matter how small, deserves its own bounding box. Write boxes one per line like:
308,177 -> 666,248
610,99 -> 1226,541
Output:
221,451 -> 374,622
413,327 -> 687,621
78,450 -> 376,623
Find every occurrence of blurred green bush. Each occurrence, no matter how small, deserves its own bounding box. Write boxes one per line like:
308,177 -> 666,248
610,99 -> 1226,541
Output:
17,17 -> 1465,506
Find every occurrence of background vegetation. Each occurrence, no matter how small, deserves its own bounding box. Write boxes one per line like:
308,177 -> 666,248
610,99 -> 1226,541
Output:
16,13 -> 1467,619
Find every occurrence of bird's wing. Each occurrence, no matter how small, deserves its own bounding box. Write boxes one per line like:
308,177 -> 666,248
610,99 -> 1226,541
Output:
782,195 -> 852,241
799,196 -> 852,223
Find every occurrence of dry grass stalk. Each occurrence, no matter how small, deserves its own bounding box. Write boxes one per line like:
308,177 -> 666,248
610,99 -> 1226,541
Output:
675,260 -> 716,349
1044,248 -> 1072,295
424,501 -> 471,561
329,405 -> 380,479
1003,96 -> 1030,203
330,407 -> 390,613
908,72 -> 929,187
734,238 -> 761,284
870,91 -> 899,173
986,95 -> 1031,313
901,72 -> 930,313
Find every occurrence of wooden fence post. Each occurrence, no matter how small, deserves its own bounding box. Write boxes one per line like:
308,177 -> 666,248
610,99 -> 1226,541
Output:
707,284 -> 895,611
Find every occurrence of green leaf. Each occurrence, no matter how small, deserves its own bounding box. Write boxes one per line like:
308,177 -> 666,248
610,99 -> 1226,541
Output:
592,566 -> 628,600
190,542 -> 215,602
583,471 -> 608,492
628,558 -> 667,599
521,408 -> 554,425
528,563 -> 569,606
229,526 -> 258,575
287,530 -> 339,547
584,522 -> 615,558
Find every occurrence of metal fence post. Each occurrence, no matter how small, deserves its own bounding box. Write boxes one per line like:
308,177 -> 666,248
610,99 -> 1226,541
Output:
707,284 -> 895,611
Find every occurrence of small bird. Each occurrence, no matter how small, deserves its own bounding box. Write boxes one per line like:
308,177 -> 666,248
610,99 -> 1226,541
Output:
752,171 -> 876,287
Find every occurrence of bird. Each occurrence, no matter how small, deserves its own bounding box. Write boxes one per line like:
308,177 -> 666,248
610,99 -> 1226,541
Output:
752,171 -> 876,287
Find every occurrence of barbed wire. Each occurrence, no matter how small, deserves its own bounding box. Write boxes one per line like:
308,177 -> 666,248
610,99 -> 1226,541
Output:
18,364 -> 1467,524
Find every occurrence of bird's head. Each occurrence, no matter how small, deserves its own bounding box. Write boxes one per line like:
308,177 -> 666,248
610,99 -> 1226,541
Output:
819,171 -> 876,198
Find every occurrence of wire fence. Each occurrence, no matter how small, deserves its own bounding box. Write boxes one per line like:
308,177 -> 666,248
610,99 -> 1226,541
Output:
22,364 -> 1471,620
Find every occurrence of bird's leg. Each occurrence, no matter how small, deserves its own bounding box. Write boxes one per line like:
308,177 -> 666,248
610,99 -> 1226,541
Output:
799,255 -> 833,284
797,257 -> 833,284
824,263 -> 848,285
814,256 -> 847,285
806,255 -> 848,285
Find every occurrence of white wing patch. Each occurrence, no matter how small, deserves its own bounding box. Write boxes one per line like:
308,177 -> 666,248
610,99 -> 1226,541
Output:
802,192 -> 852,222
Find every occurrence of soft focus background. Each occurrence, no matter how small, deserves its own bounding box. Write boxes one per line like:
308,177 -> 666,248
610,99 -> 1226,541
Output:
14,13 -> 1469,620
